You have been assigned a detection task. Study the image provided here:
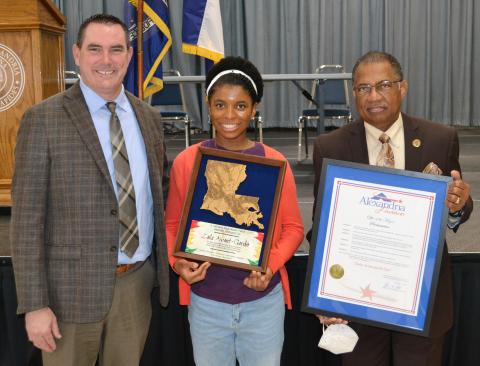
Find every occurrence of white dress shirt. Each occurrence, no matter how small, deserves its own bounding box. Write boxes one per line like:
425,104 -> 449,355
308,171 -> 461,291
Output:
79,80 -> 154,264
364,114 -> 405,169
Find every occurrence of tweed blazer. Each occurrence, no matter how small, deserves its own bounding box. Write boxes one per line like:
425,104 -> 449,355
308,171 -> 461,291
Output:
10,83 -> 170,323
311,113 -> 473,337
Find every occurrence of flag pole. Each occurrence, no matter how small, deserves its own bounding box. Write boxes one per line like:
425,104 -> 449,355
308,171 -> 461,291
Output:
136,0 -> 144,99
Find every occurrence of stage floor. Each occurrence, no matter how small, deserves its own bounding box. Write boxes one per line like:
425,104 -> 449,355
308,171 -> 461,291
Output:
1,127 -> 479,255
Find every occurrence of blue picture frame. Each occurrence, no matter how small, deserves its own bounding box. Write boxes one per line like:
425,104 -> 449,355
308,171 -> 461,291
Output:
302,159 -> 451,336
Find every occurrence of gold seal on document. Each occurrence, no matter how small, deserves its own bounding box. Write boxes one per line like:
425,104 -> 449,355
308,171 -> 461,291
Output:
329,264 -> 344,279
412,139 -> 421,148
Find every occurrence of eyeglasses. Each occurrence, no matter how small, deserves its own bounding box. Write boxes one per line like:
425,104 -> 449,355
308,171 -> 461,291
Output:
354,80 -> 402,96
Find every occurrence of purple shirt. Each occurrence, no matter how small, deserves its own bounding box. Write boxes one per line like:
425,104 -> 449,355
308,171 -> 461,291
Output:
191,139 -> 281,304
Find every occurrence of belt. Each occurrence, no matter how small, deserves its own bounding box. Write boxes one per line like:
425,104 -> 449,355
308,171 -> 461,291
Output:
116,263 -> 137,274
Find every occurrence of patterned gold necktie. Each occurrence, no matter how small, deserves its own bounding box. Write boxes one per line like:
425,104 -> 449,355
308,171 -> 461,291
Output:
107,102 -> 139,258
376,133 -> 395,168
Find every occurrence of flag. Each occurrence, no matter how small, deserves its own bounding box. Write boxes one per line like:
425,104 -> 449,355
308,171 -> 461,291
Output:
182,0 -> 224,63
124,0 -> 172,97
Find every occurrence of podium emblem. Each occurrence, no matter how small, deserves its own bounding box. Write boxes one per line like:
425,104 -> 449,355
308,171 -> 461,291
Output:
0,44 -> 25,112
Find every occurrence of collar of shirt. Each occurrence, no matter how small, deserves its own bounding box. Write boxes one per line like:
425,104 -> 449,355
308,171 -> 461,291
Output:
79,80 -> 129,114
364,114 -> 405,169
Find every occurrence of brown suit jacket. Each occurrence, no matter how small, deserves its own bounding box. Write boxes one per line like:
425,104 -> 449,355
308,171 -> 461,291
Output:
311,113 -> 473,337
10,83 -> 170,323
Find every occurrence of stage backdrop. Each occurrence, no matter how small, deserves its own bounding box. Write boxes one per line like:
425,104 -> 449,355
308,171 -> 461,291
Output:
56,0 -> 480,129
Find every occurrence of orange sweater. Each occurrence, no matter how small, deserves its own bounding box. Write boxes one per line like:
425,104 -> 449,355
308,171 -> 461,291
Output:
165,143 -> 304,309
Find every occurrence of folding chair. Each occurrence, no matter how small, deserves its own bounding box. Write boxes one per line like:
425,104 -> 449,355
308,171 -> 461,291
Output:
252,111 -> 263,142
150,69 -> 191,148
297,65 -> 352,161
64,70 -> 80,89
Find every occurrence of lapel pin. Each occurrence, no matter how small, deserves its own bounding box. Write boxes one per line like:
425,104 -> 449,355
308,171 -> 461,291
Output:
412,139 -> 421,148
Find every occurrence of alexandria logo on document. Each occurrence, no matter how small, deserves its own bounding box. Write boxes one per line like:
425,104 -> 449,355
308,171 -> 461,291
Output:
359,192 -> 406,215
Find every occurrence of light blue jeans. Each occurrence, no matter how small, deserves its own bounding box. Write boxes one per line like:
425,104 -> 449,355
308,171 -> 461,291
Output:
188,283 -> 285,366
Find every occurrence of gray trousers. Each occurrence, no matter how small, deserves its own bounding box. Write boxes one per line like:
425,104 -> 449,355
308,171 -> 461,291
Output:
42,260 -> 155,366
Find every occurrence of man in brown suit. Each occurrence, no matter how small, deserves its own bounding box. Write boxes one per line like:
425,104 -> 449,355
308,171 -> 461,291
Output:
10,14 -> 169,366
313,51 -> 472,365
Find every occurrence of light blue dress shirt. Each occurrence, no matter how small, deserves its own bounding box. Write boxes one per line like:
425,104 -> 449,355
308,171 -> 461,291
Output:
80,80 -> 154,264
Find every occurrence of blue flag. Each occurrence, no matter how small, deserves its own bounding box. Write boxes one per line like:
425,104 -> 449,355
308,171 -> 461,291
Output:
124,0 -> 172,97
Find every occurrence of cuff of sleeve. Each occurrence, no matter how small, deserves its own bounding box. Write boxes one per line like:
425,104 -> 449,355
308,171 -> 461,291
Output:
447,208 -> 464,229
170,258 -> 181,274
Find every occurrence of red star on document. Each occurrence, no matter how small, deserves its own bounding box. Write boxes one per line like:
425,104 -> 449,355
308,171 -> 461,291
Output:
360,284 -> 376,300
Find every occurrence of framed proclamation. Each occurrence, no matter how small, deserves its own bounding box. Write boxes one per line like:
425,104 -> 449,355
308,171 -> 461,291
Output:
302,159 -> 451,336
173,147 -> 286,272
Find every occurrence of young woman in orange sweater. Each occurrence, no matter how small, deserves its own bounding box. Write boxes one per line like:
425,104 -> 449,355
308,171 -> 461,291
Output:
165,56 -> 304,366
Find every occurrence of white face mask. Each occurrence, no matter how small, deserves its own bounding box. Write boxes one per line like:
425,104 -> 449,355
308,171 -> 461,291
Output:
318,323 -> 359,355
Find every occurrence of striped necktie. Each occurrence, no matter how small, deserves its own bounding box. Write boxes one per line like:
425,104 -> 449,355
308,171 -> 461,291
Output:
376,133 -> 395,168
107,102 -> 139,258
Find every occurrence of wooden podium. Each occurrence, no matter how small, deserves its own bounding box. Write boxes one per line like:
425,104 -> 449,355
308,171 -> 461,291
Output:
0,0 -> 66,206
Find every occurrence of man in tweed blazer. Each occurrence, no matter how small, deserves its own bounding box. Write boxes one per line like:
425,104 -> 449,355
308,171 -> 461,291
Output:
313,51 -> 472,365
10,14 -> 169,366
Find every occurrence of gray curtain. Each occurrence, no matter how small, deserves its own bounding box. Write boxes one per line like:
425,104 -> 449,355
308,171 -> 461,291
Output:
58,0 -> 480,128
